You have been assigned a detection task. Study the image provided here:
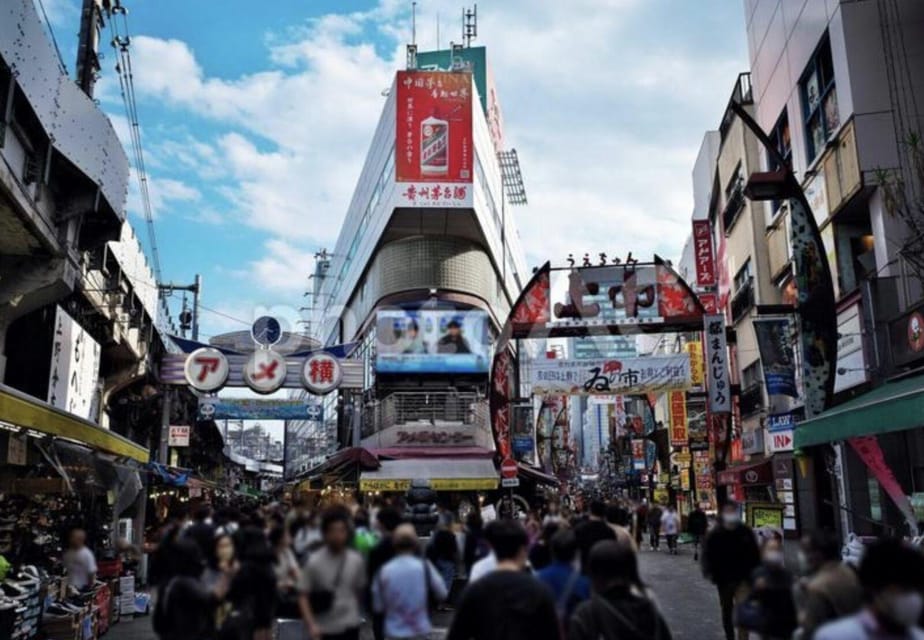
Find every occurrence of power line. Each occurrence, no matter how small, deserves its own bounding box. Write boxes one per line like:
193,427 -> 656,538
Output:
35,0 -> 67,73
106,2 -> 164,291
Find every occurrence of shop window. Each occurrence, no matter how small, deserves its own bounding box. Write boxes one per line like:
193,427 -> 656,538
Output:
801,36 -> 839,163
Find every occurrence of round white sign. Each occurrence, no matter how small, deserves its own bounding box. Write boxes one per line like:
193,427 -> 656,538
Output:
301,353 -> 343,395
243,350 -> 287,394
184,348 -> 230,392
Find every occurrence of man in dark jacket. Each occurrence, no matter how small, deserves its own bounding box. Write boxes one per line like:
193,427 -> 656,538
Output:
687,505 -> 709,561
568,540 -> 672,640
573,500 -> 616,572
646,503 -> 664,551
367,507 -> 402,640
701,501 -> 760,640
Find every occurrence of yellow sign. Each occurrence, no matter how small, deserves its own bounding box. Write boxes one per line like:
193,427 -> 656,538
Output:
653,488 -> 669,504
685,341 -> 705,386
680,472 -> 691,491
360,478 -> 498,492
674,452 -> 692,465
748,503 -> 784,529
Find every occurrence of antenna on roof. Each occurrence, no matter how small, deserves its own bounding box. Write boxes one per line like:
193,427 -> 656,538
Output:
411,1 -> 417,45
406,2 -> 418,70
463,4 -> 477,48
436,12 -> 440,51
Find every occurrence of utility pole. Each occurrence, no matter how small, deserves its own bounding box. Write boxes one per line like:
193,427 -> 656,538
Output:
160,275 -> 201,340
75,0 -> 104,97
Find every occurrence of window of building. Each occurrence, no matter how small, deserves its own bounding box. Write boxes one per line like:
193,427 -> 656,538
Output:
722,163 -> 746,233
741,360 -> 761,389
731,259 -> 755,322
801,36 -> 839,163
734,258 -> 752,292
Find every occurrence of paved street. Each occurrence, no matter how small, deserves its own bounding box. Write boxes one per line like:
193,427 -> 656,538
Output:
106,545 -> 723,640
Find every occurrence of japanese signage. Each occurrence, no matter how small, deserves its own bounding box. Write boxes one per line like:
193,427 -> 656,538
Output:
395,70 -> 473,208
835,304 -> 867,392
692,220 -> 716,287
699,292 -> 719,314
528,355 -> 691,396
242,350 -> 287,394
694,449 -> 714,490
631,439 -> 646,470
7,434 -> 27,466
184,347 -> 231,392
301,353 -> 343,395
749,504 -> 784,531
48,306 -> 102,421
199,398 -> 322,421
360,422 -> 493,450
704,315 -> 731,413
359,477 -> 497,492
669,391 -> 688,448
511,404 -> 535,457
754,318 -> 798,397
741,429 -> 765,455
168,426 -> 190,448
889,302 -> 924,368
687,401 -> 709,450
545,262 -> 702,333
685,341 -> 705,387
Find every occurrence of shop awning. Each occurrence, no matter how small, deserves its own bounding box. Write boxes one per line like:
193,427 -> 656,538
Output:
359,458 -> 499,492
717,460 -> 773,486
0,384 -> 149,463
370,447 -> 494,459
518,463 -> 560,487
794,375 -> 924,448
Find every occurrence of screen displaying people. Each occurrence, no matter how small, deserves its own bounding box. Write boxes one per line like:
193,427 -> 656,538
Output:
376,310 -> 490,373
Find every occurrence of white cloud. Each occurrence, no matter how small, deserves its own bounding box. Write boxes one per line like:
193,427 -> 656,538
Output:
33,0 -> 78,28
124,0 -> 747,295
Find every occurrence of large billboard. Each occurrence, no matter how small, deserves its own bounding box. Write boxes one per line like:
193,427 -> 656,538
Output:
48,306 -> 102,421
527,354 -> 691,396
395,70 -> 474,208
376,310 -> 491,374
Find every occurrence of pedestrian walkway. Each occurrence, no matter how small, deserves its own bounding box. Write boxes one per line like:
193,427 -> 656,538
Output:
106,615 -> 155,640
639,545 -> 724,640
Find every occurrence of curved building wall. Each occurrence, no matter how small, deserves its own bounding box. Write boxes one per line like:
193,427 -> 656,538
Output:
341,236 -> 509,341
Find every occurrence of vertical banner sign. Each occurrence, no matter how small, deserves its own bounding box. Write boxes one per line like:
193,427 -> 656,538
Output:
631,439 -> 646,470
685,341 -> 705,387
704,315 -> 731,413
788,197 -> 837,417
669,391 -> 688,447
848,436 -> 917,533
395,71 -> 474,208
692,220 -> 716,287
48,306 -> 102,421
753,318 -> 798,397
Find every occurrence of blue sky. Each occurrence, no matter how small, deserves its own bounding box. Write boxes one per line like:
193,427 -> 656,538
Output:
40,0 -> 748,341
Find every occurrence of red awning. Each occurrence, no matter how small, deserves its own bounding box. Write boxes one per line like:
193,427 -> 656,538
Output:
370,447 -> 495,460
717,459 -> 773,486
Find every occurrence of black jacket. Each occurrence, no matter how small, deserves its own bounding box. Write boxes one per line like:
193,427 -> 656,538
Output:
568,588 -> 672,640
701,524 -> 760,586
687,510 -> 708,537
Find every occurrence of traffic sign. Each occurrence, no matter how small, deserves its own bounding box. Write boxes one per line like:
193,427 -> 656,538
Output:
501,457 -> 518,479
501,477 -> 520,489
252,316 -> 282,347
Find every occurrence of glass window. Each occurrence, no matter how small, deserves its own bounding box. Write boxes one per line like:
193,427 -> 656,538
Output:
734,259 -> 752,292
801,36 -> 838,162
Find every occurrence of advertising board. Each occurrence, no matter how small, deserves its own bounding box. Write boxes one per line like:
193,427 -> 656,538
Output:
48,306 -> 102,421
376,310 -> 491,374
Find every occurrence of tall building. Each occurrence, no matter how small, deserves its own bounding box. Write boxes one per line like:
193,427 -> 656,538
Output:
743,0 -> 924,535
302,45 -> 529,496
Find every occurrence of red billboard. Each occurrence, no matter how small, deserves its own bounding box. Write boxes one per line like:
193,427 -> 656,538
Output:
395,71 -> 474,208
692,220 -> 716,287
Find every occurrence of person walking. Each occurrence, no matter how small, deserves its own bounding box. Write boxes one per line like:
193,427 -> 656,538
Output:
568,540 -> 672,640
795,529 -> 862,639
815,538 -> 924,639
537,529 -> 591,630
661,506 -> 680,555
605,504 -> 638,552
647,503 -> 664,551
270,525 -> 301,619
687,505 -> 708,562
298,506 -> 367,640
739,535 -> 797,640
462,512 -> 490,577
634,500 -> 649,549
701,502 -> 761,640
574,500 -> 616,572
447,520 -> 560,640
368,507 -> 403,640
427,522 -> 459,606
372,524 -> 448,640
224,526 -> 278,640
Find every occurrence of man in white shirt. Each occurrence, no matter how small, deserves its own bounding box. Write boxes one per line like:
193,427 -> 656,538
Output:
468,551 -> 497,583
63,528 -> 97,590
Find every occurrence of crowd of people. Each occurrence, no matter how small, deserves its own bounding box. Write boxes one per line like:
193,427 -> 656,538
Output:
143,497 -> 924,640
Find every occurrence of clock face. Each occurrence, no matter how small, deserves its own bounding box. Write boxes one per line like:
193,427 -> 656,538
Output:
252,316 -> 282,346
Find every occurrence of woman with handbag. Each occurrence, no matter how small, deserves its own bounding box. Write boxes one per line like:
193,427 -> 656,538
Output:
298,506 -> 367,640
568,540 -> 672,640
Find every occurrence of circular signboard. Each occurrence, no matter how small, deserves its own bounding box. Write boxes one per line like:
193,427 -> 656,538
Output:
301,353 -> 343,395
243,350 -> 287,394
251,316 -> 282,347
501,457 -> 518,479
184,348 -> 230,392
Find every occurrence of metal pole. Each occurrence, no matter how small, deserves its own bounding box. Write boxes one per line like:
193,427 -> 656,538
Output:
158,388 -> 172,463
352,395 -> 362,447
192,274 -> 202,341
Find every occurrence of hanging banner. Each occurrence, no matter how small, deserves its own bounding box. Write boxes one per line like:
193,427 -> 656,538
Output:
687,401 -> 709,450
849,436 -> 917,534
685,341 -> 705,387
48,306 -> 102,421
753,318 -> 798,397
692,220 -> 716,287
669,391 -> 688,448
704,315 -> 731,413
631,439 -> 646,470
199,398 -> 322,421
528,355 -> 690,396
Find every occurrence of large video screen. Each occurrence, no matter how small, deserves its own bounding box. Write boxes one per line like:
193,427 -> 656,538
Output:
376,310 -> 491,374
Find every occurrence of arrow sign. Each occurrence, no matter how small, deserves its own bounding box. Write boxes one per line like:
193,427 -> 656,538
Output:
769,430 -> 794,453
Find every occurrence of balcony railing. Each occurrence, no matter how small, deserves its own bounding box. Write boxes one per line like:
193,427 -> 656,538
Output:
363,392 -> 488,434
719,72 -> 754,141
739,383 -> 763,417
730,278 -> 755,322
722,182 -> 746,233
